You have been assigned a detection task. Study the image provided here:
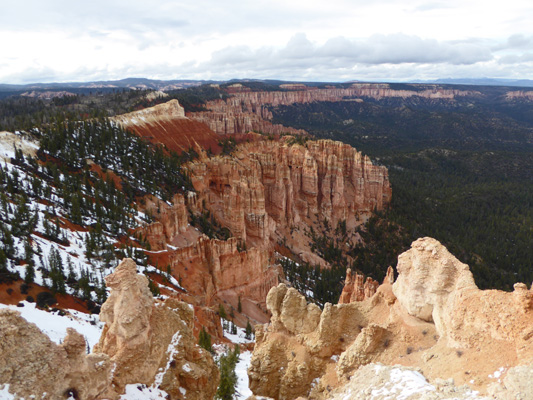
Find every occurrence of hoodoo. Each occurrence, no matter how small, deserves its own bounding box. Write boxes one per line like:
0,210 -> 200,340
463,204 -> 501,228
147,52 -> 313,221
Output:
248,238 -> 533,400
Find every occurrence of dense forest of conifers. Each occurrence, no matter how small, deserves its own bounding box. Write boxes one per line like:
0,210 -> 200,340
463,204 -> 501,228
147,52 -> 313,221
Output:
272,93 -> 533,291
0,116 -> 196,303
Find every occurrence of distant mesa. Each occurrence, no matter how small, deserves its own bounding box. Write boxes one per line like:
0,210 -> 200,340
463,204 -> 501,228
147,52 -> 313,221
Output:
113,99 -> 222,154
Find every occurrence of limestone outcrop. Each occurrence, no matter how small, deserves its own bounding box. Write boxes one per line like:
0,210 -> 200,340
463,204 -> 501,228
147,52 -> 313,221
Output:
160,236 -> 282,309
0,259 -> 219,400
338,268 -> 381,303
114,99 -> 222,154
392,237 -> 478,337
249,284 -> 370,399
187,138 -> 391,247
249,238 -> 533,400
393,237 -> 533,353
0,310 -> 112,400
191,83 -> 479,136
94,258 -> 219,399
488,362 -> 533,399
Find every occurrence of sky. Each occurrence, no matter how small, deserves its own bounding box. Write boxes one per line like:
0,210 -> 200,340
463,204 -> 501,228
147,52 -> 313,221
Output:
1,0 -> 533,84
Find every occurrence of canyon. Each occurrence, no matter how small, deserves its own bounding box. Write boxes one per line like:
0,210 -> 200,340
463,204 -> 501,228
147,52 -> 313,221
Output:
1,82 -> 532,400
126,106 -> 391,330
249,237 -> 533,400
190,83 -> 479,135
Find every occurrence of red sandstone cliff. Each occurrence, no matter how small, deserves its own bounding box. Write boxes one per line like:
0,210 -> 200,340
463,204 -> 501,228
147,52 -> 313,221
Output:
114,100 -> 222,154
186,138 -> 391,249
190,83 -> 479,135
137,136 -> 390,326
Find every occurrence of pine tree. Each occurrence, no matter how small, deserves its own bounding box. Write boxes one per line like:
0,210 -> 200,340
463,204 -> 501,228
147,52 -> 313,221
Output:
216,346 -> 240,400
237,295 -> 242,313
24,238 -> 35,284
218,304 -> 227,320
198,327 -> 213,353
245,320 -> 253,340
48,247 -> 66,294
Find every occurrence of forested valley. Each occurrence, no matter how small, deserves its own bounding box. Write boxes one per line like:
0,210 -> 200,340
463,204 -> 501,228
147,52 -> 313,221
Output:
272,88 -> 533,291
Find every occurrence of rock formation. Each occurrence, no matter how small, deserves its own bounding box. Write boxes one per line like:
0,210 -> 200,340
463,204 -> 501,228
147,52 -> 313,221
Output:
114,99 -> 222,154
0,310 -> 112,400
393,237 -> 533,353
191,83 -> 479,135
94,258 -> 219,399
505,90 -> 533,100
249,237 -> 533,400
249,283 -> 370,399
0,258 -> 219,400
329,363 -> 487,400
338,268 -> 382,303
392,237 -> 478,338
154,236 -> 282,311
142,193 -> 192,251
488,362 -> 533,399
187,138 -> 391,248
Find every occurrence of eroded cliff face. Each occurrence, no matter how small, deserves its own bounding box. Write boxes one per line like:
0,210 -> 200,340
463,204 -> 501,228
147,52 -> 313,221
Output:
162,236 -> 282,310
249,237 -> 533,400
186,138 -> 391,250
190,83 -> 479,135
137,137 -> 390,324
505,90 -> 533,100
0,311 -> 112,400
114,99 -> 222,154
0,258 -> 218,400
94,258 -> 219,400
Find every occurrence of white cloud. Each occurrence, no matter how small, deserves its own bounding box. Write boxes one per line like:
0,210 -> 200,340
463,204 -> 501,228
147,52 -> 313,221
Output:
1,0 -> 533,83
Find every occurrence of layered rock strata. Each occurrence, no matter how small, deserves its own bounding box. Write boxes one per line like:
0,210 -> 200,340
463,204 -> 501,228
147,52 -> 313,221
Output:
191,83 -> 479,135
114,99 -> 222,154
94,258 -> 219,399
249,237 -> 533,400
163,236 -> 282,308
0,258 -> 219,400
142,193 -> 191,251
187,138 -> 391,247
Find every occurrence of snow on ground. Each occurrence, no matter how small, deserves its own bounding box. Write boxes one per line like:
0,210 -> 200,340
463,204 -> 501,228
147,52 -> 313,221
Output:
371,365 -> 436,399
0,301 -> 103,349
235,351 -> 253,399
223,324 -> 254,344
488,366 -> 506,380
0,131 -> 39,161
235,351 -> 273,400
0,385 -> 16,400
119,384 -> 169,400
331,364 -> 488,400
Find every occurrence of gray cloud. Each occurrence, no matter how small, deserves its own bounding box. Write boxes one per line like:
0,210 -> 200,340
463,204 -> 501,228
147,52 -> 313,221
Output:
2,1 -> 533,84
206,33 -> 493,71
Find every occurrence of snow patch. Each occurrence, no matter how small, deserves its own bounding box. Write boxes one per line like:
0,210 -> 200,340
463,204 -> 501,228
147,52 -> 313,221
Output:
119,384 -> 169,400
235,351 -> 253,399
0,301 -> 103,349
0,384 -> 16,400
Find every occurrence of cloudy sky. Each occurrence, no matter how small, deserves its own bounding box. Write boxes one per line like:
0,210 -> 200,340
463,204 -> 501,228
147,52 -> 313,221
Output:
1,0 -> 533,84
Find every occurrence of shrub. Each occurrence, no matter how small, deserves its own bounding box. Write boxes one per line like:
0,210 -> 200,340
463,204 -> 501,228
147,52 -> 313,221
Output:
20,283 -> 29,294
36,291 -> 57,308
